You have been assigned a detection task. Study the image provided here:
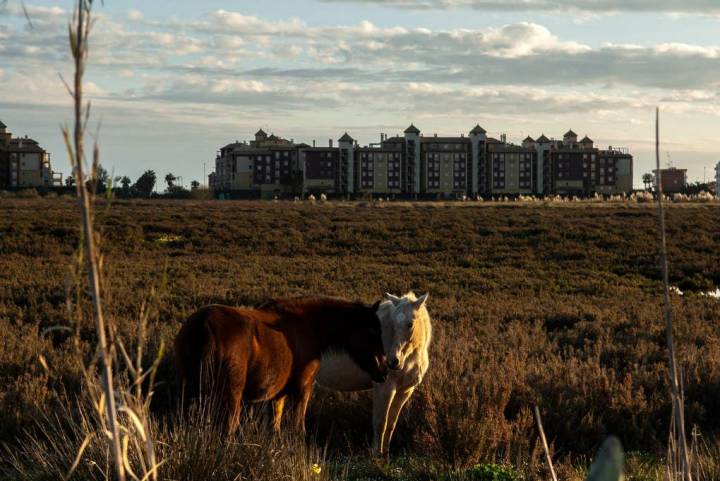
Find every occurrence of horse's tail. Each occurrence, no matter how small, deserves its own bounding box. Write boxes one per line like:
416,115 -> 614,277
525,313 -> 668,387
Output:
174,307 -> 218,408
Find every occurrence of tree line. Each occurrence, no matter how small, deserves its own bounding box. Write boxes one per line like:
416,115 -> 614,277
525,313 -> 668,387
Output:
63,168 -> 204,198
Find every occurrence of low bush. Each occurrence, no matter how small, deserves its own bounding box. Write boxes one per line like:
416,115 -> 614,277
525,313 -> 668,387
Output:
16,188 -> 39,198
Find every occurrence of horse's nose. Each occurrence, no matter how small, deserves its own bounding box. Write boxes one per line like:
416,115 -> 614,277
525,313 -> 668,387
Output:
388,358 -> 400,370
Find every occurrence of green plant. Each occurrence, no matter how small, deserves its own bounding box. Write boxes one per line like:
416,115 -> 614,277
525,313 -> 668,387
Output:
448,463 -> 521,481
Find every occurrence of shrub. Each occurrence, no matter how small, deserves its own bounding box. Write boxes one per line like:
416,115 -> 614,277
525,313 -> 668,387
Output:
190,188 -> 214,200
451,463 -> 521,481
16,188 -> 39,198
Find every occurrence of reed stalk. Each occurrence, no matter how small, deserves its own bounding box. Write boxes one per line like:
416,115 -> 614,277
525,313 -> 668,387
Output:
62,1 -> 126,479
655,107 -> 692,481
534,405 -> 558,481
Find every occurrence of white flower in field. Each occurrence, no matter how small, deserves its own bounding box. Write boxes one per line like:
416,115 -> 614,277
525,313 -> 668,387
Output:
701,288 -> 720,299
669,286 -> 684,296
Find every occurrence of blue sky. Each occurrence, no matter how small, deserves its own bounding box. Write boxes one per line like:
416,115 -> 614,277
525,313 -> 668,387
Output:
2,0 -> 720,187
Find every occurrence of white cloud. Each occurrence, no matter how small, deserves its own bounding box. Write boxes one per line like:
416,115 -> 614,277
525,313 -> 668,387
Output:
0,4 -> 66,20
208,10 -> 306,36
477,22 -> 591,57
127,9 -> 143,22
318,0 -> 720,14
2,3 -> 720,185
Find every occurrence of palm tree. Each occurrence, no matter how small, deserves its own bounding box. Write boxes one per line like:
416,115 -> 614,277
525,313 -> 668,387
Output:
642,173 -> 654,191
165,173 -> 177,191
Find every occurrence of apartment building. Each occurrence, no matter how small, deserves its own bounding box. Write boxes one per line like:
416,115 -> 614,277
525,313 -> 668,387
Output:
537,130 -> 632,196
302,146 -> 339,193
542,130 -> 592,194
211,129 -> 301,197
418,135 -> 471,196
210,124 -> 633,198
0,121 -> 61,189
486,138 -> 537,196
355,145 -> 403,196
597,148 -> 633,195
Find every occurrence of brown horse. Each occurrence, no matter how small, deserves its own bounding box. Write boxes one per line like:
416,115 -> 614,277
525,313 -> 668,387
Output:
174,296 -> 388,433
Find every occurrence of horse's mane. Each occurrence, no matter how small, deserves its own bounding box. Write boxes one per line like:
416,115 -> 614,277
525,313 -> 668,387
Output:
256,296 -> 368,311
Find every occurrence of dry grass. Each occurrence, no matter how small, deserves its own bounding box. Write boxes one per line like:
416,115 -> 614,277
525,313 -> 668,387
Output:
1,199 -> 720,480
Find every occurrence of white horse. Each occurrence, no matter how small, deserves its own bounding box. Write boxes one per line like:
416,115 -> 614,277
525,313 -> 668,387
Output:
315,291 -> 431,454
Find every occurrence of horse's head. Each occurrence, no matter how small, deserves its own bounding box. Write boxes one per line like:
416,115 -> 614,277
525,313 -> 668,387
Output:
377,292 -> 429,371
346,309 -> 389,383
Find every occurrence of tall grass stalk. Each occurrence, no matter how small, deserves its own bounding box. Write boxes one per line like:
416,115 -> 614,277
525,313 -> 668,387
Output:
655,107 -> 692,481
534,406 -> 558,481
61,1 -> 125,479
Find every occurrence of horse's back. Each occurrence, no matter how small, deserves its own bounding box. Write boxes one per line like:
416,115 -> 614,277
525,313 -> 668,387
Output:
175,304 -> 295,402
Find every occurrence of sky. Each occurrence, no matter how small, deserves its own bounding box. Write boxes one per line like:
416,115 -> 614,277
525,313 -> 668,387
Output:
2,1 -> 720,187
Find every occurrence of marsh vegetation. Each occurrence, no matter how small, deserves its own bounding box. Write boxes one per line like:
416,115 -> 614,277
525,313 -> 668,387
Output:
1,200 -> 720,479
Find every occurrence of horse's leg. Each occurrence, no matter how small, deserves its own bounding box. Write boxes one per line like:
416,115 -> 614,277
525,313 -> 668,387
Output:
293,363 -> 319,434
372,383 -> 396,455
225,363 -> 247,435
272,395 -> 287,432
292,383 -> 314,434
382,386 -> 415,454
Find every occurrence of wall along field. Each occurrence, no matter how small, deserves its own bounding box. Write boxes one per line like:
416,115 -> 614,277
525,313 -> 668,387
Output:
1,199 -> 720,479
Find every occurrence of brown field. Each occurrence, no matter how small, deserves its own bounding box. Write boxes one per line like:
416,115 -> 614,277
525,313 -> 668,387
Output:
1,198 -> 720,480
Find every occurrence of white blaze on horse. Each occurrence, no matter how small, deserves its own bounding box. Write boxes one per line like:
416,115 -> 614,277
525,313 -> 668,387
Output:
316,291 -> 431,454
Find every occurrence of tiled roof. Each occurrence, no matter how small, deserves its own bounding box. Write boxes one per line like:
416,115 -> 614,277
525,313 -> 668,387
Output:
420,136 -> 471,144
536,134 -> 551,143
580,136 -> 593,143
564,129 -> 577,137
303,147 -> 339,152
255,128 -> 267,137
356,146 -> 402,152
523,136 -> 535,142
0,120 -> 6,128
8,138 -> 43,153
338,132 -> 354,142
404,123 -> 420,134
470,124 -> 486,135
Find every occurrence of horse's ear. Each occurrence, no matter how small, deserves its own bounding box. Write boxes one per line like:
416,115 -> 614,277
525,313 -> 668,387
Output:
414,293 -> 429,308
384,293 -> 402,303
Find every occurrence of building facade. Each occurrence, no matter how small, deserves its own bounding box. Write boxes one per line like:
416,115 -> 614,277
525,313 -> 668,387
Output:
210,125 -> 634,198
211,130 -> 302,197
653,167 -> 687,194
0,121 -> 61,189
487,139 -> 537,196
